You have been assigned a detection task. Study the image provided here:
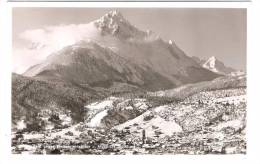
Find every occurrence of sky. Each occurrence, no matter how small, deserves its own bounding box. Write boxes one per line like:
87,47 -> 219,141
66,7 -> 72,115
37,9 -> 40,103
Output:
13,8 -> 246,73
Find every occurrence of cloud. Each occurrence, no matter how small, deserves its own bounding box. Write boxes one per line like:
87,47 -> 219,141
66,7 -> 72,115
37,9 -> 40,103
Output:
13,21 -> 155,74
13,22 -> 99,74
20,23 -> 100,49
13,48 -> 48,74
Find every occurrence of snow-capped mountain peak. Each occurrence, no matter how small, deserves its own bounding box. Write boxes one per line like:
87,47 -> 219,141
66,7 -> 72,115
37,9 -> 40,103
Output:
97,10 -> 126,25
202,56 -> 236,75
108,10 -> 123,18
23,10 -> 219,90
208,56 -> 217,62
203,56 -> 217,70
94,10 -> 146,39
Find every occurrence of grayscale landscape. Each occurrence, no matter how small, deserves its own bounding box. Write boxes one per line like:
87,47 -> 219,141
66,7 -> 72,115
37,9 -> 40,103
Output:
11,9 -> 246,155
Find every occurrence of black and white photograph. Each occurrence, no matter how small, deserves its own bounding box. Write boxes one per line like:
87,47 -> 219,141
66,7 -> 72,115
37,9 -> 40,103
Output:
11,8 -> 247,155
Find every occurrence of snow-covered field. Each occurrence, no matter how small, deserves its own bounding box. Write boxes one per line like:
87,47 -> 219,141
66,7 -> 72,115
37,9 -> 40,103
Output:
85,98 -> 116,127
115,106 -> 182,138
12,88 -> 246,155
85,97 -> 150,127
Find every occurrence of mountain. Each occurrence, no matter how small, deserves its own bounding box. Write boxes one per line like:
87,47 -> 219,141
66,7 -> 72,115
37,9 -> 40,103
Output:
11,10 -> 247,155
23,10 -> 219,91
191,56 -> 206,65
203,56 -> 236,74
23,41 -> 175,91
192,56 -> 242,75
12,10 -> 222,133
202,56 -> 237,75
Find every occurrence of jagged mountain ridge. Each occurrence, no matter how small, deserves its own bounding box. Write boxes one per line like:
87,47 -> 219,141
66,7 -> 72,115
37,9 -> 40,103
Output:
93,10 -> 147,40
24,10 -> 219,90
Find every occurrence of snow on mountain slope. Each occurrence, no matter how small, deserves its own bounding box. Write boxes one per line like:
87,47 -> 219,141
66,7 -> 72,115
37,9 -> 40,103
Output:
89,110 -> 109,127
202,56 -> 236,75
192,56 -> 243,76
86,97 -> 116,111
94,10 -> 147,40
115,87 -> 245,138
84,97 -> 151,128
203,56 -> 219,73
85,97 -> 117,127
156,88 -> 245,133
114,105 -> 182,138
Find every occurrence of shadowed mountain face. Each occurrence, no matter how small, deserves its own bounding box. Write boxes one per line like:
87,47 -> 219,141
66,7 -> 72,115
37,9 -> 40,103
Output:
23,11 -> 219,91
24,41 -> 176,91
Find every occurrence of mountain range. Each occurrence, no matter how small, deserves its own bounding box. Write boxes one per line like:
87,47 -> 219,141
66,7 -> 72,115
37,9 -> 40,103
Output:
23,10 -> 219,90
12,10 -> 241,131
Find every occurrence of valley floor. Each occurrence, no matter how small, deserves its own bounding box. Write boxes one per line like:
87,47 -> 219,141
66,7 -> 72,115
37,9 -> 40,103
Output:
11,88 -> 246,155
